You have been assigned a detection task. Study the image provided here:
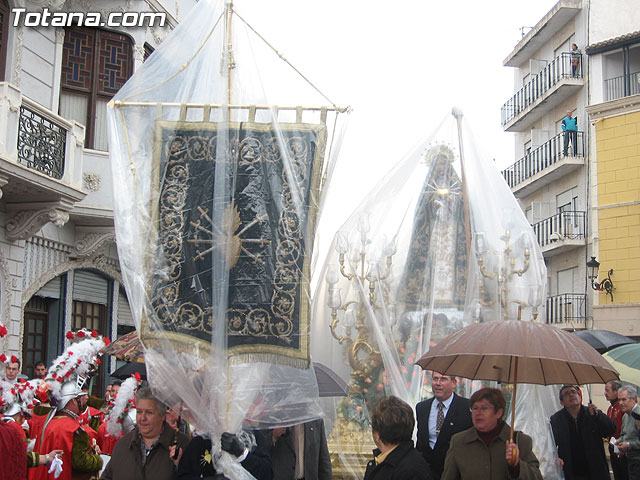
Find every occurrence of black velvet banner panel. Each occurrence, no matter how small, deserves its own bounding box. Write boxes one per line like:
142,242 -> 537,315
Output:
145,121 -> 327,368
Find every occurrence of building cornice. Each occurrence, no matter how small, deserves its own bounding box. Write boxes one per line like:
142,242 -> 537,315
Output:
586,94 -> 640,121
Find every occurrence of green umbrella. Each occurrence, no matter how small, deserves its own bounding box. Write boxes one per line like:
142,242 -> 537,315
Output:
603,344 -> 640,385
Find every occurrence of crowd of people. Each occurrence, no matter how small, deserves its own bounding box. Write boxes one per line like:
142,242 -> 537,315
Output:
3,334 -> 640,480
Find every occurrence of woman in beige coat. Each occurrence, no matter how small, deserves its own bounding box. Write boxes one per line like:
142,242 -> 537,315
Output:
441,388 -> 542,480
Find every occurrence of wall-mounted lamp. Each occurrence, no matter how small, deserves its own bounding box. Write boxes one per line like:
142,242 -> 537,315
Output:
586,256 -> 614,302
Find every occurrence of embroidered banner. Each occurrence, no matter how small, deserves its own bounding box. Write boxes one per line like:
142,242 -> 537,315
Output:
145,121 -> 326,368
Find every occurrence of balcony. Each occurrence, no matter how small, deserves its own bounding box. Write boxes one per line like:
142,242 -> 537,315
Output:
532,211 -> 586,257
501,53 -> 583,132
546,293 -> 586,327
0,82 -> 86,241
501,131 -> 585,196
504,0 -> 582,67
605,71 -> 640,101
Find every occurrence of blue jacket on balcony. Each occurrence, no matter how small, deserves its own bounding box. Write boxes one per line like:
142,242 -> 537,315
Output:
561,115 -> 578,131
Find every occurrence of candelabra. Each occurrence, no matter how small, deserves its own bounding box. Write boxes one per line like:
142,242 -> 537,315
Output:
326,214 -> 397,380
474,229 -> 531,320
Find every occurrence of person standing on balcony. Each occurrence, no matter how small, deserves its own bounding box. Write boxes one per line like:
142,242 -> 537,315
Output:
562,110 -> 578,156
571,43 -> 581,77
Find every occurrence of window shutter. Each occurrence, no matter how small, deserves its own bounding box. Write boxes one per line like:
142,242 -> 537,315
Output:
36,276 -> 62,299
118,290 -> 134,326
72,270 -> 109,305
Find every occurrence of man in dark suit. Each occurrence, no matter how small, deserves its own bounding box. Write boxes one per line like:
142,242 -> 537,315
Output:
264,418 -> 331,480
416,372 -> 472,479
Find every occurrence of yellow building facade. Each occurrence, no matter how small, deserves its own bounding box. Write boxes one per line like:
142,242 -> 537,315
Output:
587,96 -> 640,334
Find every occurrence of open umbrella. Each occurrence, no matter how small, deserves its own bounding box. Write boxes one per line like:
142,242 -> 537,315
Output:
313,363 -> 348,397
416,320 -> 619,440
111,361 -> 147,381
100,331 -> 145,363
572,329 -> 635,354
603,344 -> 640,385
102,333 -> 347,397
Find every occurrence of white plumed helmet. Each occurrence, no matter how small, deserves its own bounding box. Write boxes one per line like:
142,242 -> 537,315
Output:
57,380 -> 85,410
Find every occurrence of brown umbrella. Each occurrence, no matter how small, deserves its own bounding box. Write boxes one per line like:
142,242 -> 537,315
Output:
415,320 -> 619,440
100,330 -> 145,363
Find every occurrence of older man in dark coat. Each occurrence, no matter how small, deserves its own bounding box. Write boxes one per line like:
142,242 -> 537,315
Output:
550,385 -> 616,480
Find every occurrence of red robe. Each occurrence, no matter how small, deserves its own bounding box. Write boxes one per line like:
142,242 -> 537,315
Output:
31,415 -> 100,480
0,418 -> 26,440
78,406 -> 103,430
0,422 -> 27,480
28,412 -> 50,452
608,398 -> 624,439
96,421 -> 122,455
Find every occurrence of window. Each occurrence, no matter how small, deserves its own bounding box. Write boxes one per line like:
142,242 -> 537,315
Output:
554,35 -> 574,58
144,42 -> 154,62
23,296 -> 50,378
60,27 -> 133,150
72,300 -> 105,332
72,300 -> 106,395
557,187 -> 578,213
0,0 -> 9,81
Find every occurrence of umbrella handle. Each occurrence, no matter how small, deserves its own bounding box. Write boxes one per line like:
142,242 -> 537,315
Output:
510,357 -> 518,443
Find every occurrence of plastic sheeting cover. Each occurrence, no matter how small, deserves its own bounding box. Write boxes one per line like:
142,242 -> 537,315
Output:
313,111 -> 563,478
107,1 -> 348,477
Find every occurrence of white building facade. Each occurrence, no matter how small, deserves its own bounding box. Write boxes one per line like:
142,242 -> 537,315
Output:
501,0 -> 640,334
501,0 -> 589,330
0,0 -> 196,391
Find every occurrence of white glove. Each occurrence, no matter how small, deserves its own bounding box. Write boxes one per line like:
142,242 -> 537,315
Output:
48,455 -> 63,479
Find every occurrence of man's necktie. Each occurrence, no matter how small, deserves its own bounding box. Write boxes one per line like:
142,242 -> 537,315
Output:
436,402 -> 445,436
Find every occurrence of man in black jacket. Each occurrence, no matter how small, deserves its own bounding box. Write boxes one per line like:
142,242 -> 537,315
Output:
264,418 -> 331,480
416,372 -> 472,478
550,385 -> 616,480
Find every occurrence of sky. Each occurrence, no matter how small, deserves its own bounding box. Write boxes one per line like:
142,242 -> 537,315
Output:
235,1 -> 557,204
233,0 -> 559,262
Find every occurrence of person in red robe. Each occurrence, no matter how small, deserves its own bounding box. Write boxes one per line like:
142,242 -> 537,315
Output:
31,380 -> 102,480
0,420 -> 26,480
96,421 -> 122,455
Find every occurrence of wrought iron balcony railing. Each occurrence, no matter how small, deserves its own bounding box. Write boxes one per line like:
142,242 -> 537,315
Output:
546,293 -> 586,325
0,82 -> 86,196
18,105 -> 67,179
532,211 -> 585,248
501,52 -> 582,126
501,131 -> 584,188
604,71 -> 640,101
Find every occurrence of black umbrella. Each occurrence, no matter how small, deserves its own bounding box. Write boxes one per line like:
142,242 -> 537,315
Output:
572,329 -> 635,354
111,361 -> 147,381
313,362 -> 348,397
110,361 -> 345,397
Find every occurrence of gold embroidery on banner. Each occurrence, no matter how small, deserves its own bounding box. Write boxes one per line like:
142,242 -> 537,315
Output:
147,121 -> 326,366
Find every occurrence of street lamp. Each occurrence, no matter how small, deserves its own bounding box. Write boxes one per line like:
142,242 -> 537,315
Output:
586,256 -> 614,302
